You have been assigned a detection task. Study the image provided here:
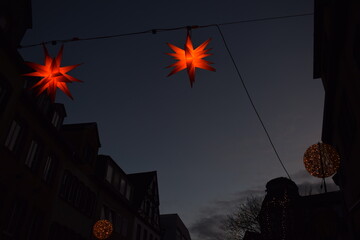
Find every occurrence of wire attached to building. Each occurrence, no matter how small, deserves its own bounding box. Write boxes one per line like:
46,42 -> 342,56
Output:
215,24 -> 292,179
19,12 -> 311,179
19,13 -> 313,49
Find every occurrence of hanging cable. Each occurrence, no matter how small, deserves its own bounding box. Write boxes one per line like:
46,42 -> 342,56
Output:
215,24 -> 292,179
19,12 -> 313,49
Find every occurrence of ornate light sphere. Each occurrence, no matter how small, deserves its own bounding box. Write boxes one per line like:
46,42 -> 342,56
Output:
303,143 -> 340,178
93,220 -> 113,240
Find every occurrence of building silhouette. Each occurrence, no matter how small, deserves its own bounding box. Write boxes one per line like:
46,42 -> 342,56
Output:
0,1 -> 191,240
314,0 -> 360,239
160,214 -> 191,240
245,178 -> 344,240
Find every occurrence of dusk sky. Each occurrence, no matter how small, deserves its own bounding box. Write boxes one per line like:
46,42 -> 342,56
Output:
19,0 -> 332,239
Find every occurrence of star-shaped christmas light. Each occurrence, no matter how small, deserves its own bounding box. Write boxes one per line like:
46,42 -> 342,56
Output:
166,34 -> 215,87
23,45 -> 82,102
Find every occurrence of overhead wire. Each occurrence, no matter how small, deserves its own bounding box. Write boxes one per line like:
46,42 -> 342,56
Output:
19,12 -> 313,178
19,12 -> 313,48
215,25 -> 292,179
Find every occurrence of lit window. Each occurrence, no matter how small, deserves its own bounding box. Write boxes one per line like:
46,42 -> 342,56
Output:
4,120 -> 22,152
25,140 -> 39,169
106,165 -> 113,183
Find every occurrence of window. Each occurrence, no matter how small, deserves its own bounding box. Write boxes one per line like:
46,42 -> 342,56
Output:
83,146 -> 94,164
126,185 -> 131,200
101,205 -> 109,219
26,212 -> 43,240
4,120 -> 22,152
51,111 -> 60,128
115,213 -> 122,233
3,199 -> 27,237
59,171 -> 71,198
0,74 -> 10,112
68,177 -> 79,204
120,178 -> 126,195
74,182 -> 84,208
43,156 -> 55,183
112,172 -> 119,188
136,224 -> 141,240
122,218 -> 128,237
143,229 -> 148,240
25,140 -> 40,170
106,164 -> 113,183
86,191 -> 96,217
37,93 -> 50,116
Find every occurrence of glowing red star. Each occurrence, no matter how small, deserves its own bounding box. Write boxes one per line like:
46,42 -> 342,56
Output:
166,34 -> 215,87
23,45 -> 82,102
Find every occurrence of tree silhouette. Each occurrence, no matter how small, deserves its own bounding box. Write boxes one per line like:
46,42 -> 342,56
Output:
222,196 -> 263,240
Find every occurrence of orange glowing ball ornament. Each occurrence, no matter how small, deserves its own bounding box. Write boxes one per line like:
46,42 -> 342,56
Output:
93,220 -> 113,240
23,45 -> 82,102
303,143 -> 340,178
166,33 -> 215,87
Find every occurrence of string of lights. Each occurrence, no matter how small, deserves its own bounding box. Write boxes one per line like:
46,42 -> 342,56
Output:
19,12 -> 313,48
20,12 -> 313,178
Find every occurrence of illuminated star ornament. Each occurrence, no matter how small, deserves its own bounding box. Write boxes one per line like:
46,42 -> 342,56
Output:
166,32 -> 215,87
23,45 -> 82,102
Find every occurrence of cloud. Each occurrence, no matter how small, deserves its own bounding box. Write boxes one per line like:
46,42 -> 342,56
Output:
190,214 -> 226,240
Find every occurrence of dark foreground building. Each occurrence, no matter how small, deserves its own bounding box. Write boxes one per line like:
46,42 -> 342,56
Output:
160,214 -> 191,240
314,0 -> 360,238
0,1 -> 167,239
245,178 -> 345,240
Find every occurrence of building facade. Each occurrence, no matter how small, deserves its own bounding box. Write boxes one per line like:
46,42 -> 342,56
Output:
313,0 -> 360,238
160,214 -> 191,240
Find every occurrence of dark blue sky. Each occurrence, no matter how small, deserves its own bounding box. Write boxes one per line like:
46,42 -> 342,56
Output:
20,0 -> 327,239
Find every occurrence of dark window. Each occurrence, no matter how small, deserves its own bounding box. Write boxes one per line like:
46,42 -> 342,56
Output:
36,93 -> 50,116
4,120 -> 22,152
25,140 -> 42,171
143,229 -> 148,240
122,218 -> 128,237
86,190 -> 96,217
42,156 -> 56,184
101,205 -> 109,219
83,145 -> 95,164
136,224 -> 141,240
26,212 -> 43,240
74,182 -> 84,208
68,176 -> 79,203
51,111 -> 60,128
115,213 -> 122,233
3,199 -> 27,237
0,74 -> 10,113
354,25 -> 360,69
59,171 -> 71,199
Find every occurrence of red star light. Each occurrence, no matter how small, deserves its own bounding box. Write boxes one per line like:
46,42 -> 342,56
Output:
166,34 -> 215,87
23,45 -> 82,102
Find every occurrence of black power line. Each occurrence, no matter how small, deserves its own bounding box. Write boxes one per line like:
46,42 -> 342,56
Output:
19,12 -> 313,178
215,25 -> 292,179
19,12 -> 313,49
